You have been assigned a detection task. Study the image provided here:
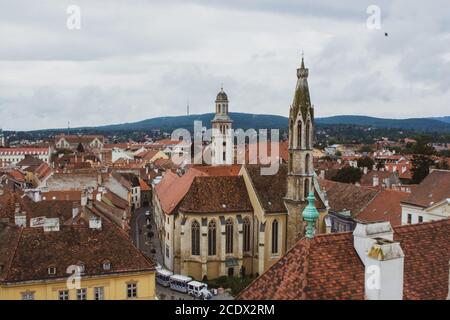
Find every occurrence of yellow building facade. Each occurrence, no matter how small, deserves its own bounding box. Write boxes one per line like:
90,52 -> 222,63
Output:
0,272 -> 156,300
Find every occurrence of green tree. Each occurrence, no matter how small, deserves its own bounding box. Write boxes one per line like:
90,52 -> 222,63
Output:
411,154 -> 433,184
376,160 -> 384,170
357,156 -> 375,169
332,167 -> 363,184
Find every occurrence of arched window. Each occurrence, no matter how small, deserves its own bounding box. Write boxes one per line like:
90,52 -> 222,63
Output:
297,120 -> 302,148
225,219 -> 233,254
304,179 -> 309,199
191,220 -> 200,256
271,220 -> 279,254
305,120 -> 311,149
208,220 -> 217,256
305,153 -> 310,174
289,120 -> 293,148
243,217 -> 251,252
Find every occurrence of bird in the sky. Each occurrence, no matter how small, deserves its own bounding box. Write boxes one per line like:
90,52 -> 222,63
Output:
385,32 -> 389,37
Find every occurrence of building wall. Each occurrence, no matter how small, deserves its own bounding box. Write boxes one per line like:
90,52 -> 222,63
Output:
0,272 -> 156,300
239,166 -> 287,275
174,212 -> 253,280
401,202 -> 450,225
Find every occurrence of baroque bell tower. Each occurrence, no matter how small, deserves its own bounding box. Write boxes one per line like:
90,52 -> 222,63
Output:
211,86 -> 233,165
284,56 -> 315,248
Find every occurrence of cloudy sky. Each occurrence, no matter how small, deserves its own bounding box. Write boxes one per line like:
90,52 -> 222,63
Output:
0,0 -> 449,131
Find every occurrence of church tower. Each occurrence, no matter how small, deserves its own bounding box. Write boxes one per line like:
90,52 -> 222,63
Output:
211,87 -> 233,165
284,57 -> 315,248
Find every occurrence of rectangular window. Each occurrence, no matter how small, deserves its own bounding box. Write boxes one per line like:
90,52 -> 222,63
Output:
407,214 -> 412,224
21,292 -> 34,300
165,245 -> 170,258
76,288 -> 87,300
418,216 -> 423,223
127,283 -> 137,299
94,287 -> 104,300
59,290 -> 69,301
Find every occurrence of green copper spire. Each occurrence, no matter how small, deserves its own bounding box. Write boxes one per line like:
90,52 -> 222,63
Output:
302,191 -> 319,239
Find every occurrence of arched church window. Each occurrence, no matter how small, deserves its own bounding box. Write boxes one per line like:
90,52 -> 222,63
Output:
191,220 -> 200,256
305,153 -> 310,174
271,220 -> 279,254
297,120 -> 302,148
208,220 -> 217,256
225,219 -> 233,254
243,217 -> 251,252
306,120 -> 311,149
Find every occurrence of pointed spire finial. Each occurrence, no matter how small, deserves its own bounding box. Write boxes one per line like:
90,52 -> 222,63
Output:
301,50 -> 305,68
221,82 -> 224,92
302,191 -> 320,239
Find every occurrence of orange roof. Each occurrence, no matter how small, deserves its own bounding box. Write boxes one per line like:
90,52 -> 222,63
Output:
155,168 -> 207,215
7,170 -> 25,182
189,164 -> 242,176
357,189 -> 410,226
139,178 -> 151,191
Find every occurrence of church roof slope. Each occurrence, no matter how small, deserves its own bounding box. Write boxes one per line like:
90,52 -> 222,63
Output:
179,176 -> 253,213
244,164 -> 287,213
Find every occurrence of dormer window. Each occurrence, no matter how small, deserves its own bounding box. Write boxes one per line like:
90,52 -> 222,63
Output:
48,266 -> 56,275
102,261 -> 111,271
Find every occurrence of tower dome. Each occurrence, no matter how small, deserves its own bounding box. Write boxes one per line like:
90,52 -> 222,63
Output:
215,88 -> 228,102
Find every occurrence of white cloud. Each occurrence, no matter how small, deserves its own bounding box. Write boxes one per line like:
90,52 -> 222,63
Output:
0,0 -> 449,130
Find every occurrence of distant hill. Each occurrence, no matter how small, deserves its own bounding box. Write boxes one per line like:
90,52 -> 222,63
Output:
430,116 -> 450,124
68,113 -> 289,132
316,115 -> 450,132
28,113 -> 450,133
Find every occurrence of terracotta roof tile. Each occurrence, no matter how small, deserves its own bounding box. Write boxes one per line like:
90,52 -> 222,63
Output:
402,170 -> 450,208
358,189 -> 409,226
238,219 -> 450,300
0,218 -> 154,283
179,176 -> 253,213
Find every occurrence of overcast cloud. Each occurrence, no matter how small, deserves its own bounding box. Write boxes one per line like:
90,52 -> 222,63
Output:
0,0 -> 449,131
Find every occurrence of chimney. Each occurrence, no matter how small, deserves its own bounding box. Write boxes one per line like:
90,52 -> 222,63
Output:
80,188 -> 87,206
373,174 -> 379,187
365,238 -> 404,300
72,202 -> 80,219
14,202 -> 21,214
89,216 -> 102,230
33,190 -> 42,202
353,221 -> 394,263
14,205 -> 27,227
353,221 -> 404,300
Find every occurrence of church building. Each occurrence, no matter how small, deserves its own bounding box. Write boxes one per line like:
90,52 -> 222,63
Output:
153,58 -> 328,280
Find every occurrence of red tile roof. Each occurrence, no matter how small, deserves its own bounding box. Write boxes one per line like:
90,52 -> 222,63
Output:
319,179 -> 379,217
155,168 -> 206,215
179,176 -> 253,213
139,178 -> 151,191
402,170 -> 450,208
189,164 -> 242,176
0,218 -> 154,283
238,219 -> 450,300
357,189 -> 410,226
